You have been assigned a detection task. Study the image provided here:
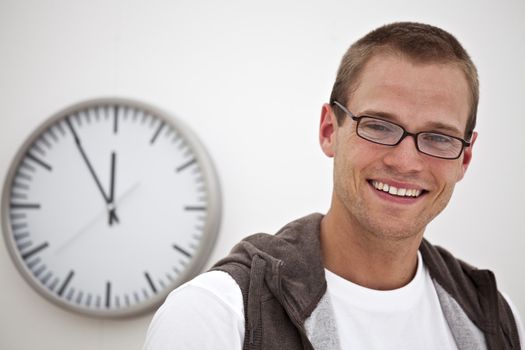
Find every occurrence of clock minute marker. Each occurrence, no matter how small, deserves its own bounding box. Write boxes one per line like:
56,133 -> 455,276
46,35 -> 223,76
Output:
144,272 -> 157,293
13,181 -> 29,190
176,158 -> 196,173
33,142 -> 46,156
10,203 -> 40,210
17,241 -> 31,251
26,152 -> 52,171
76,291 -> 84,304
27,257 -> 40,269
194,175 -> 205,184
16,172 -> 32,181
184,206 -> 206,211
41,271 -> 53,285
165,273 -> 174,282
66,288 -> 75,301
150,121 -> 165,144
14,232 -> 29,241
159,279 -> 166,289
56,121 -> 66,135
20,161 -> 36,173
49,277 -> 59,291
91,107 -> 100,121
105,281 -> 111,309
34,264 -> 46,277
11,212 -> 27,220
113,106 -> 119,134
173,244 -> 192,258
58,270 -> 75,297
11,192 -> 27,200
47,127 -> 58,142
83,110 -> 92,124
12,222 -> 28,231
21,242 -> 49,260
132,108 -> 139,122
40,134 -> 52,149
74,112 -> 83,126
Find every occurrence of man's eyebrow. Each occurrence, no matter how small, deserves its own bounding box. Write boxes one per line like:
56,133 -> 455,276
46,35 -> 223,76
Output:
360,109 -> 463,136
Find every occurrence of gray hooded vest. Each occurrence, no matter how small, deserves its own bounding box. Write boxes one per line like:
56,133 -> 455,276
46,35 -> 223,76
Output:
211,213 -> 520,350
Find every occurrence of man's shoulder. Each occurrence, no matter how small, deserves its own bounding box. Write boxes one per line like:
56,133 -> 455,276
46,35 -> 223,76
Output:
143,271 -> 245,350
212,213 -> 324,270
421,238 -> 522,348
419,238 -> 493,310
210,213 -> 328,318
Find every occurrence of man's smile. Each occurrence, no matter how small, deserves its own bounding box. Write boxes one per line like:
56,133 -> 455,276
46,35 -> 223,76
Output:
368,180 -> 428,200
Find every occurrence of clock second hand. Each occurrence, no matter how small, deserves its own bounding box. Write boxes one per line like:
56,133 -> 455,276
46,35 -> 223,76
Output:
54,181 -> 141,255
66,117 -> 120,225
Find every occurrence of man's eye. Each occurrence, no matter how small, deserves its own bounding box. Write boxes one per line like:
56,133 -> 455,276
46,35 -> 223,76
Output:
361,121 -> 395,133
424,134 -> 453,144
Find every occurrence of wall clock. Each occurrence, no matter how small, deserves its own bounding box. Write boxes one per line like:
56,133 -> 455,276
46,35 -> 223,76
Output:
1,98 -> 221,317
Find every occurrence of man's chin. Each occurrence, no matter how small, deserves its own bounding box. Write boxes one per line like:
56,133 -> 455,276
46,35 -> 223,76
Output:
361,218 -> 426,242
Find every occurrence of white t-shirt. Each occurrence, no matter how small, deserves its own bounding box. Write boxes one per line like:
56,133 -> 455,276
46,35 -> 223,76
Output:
143,254 -> 524,349
325,252 -> 457,349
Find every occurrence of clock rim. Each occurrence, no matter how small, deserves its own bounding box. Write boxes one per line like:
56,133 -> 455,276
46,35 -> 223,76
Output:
1,97 -> 222,318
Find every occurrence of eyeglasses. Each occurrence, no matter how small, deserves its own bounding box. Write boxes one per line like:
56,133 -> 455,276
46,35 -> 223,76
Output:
332,101 -> 471,160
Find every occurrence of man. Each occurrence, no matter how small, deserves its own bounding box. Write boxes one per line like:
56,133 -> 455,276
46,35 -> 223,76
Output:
144,22 -> 524,349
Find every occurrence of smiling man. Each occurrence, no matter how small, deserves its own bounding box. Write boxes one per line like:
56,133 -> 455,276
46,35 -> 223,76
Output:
144,22 -> 523,350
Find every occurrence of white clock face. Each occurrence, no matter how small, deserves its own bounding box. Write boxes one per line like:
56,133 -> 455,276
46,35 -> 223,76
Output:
2,99 -> 221,317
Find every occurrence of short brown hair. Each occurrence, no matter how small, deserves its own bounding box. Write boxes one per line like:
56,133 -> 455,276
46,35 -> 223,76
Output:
329,22 -> 478,139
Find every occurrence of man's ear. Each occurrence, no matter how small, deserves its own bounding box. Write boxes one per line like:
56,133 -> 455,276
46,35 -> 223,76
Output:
459,131 -> 477,180
319,103 -> 338,158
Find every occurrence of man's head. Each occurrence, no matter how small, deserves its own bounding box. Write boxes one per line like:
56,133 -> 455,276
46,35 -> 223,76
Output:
329,22 -> 478,140
319,22 -> 478,240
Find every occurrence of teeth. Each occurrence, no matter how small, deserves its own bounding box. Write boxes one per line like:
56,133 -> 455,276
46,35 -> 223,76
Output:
371,181 -> 423,198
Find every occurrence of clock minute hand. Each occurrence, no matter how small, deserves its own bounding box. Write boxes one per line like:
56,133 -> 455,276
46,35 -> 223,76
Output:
66,117 -> 114,211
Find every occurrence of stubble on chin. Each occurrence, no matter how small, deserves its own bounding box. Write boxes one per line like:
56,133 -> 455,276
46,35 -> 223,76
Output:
334,182 -> 455,245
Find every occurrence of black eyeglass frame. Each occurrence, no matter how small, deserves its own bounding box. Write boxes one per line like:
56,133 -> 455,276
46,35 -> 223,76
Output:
332,100 -> 471,160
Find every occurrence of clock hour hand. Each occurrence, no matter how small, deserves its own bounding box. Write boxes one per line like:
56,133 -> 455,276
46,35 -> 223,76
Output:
66,117 -> 120,224
108,152 -> 119,225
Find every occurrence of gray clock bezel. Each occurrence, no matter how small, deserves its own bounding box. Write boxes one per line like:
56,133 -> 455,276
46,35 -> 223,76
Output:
1,97 -> 222,318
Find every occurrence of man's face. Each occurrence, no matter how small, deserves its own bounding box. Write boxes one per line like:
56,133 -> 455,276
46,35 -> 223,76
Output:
320,53 -> 476,240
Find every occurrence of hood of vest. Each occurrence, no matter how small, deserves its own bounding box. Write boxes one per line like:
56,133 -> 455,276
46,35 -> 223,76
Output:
213,213 -> 326,324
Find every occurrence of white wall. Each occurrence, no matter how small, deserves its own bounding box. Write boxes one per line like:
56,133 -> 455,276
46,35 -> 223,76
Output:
1,0 -> 524,349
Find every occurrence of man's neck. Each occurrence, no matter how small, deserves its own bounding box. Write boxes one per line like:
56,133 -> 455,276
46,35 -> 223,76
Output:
320,207 -> 424,290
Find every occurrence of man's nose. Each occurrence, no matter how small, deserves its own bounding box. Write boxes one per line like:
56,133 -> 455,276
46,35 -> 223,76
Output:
382,134 -> 425,173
